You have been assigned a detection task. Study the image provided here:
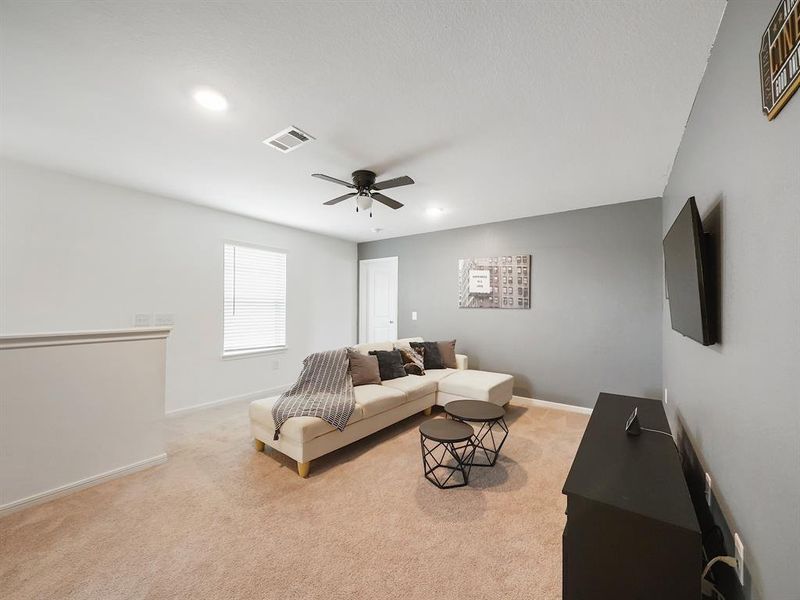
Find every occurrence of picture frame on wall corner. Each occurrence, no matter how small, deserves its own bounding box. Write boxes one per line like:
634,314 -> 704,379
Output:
759,0 -> 800,121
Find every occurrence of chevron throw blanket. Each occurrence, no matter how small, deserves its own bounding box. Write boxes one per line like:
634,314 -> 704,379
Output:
271,348 -> 355,440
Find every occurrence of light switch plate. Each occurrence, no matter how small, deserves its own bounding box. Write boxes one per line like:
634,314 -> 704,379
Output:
412,311 -> 418,321
154,313 -> 175,326
134,313 -> 152,327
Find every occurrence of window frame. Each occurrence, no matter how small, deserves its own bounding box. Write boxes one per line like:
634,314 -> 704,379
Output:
221,240 -> 288,359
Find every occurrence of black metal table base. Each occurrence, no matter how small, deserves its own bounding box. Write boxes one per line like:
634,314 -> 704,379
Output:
420,434 -> 475,489
448,415 -> 509,467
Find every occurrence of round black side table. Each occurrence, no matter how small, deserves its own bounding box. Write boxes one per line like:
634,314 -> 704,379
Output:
444,400 -> 508,467
419,419 -> 475,489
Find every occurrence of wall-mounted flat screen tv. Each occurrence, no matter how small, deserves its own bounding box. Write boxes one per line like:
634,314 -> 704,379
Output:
663,197 -> 716,345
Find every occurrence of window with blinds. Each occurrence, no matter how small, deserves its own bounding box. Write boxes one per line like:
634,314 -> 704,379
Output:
223,243 -> 286,355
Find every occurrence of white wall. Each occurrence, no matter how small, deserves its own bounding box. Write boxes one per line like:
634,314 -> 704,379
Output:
0,158 -> 358,412
1,329 -> 169,513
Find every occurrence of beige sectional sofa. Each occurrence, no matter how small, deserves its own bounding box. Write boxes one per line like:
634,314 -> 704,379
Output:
249,337 -> 514,477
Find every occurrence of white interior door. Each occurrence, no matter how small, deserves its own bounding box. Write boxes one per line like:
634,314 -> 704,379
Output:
359,257 -> 398,343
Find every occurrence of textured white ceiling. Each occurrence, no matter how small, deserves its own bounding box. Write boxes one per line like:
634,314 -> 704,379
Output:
0,0 -> 725,242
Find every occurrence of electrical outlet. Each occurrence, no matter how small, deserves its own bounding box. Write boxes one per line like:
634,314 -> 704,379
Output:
704,473 -> 712,506
154,313 -> 175,326
734,533 -> 744,585
271,359 -> 280,371
134,313 -> 152,327
664,388 -> 668,405
411,311 -> 418,321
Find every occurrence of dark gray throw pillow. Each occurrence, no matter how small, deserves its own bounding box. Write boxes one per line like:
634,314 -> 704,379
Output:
410,341 -> 445,370
347,349 -> 381,386
368,349 -> 408,381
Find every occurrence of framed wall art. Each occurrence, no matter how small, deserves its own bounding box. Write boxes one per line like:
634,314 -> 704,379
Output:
458,255 -> 531,309
760,0 -> 800,120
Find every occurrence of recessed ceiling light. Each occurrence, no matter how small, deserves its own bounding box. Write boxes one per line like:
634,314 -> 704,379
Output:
426,207 -> 445,217
192,87 -> 228,112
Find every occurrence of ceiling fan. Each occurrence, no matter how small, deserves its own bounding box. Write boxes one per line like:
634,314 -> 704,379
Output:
312,170 -> 414,217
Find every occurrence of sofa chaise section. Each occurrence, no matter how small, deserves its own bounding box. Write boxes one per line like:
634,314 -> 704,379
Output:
436,369 -> 514,407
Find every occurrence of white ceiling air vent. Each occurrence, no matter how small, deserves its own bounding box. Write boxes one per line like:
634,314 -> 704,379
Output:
262,126 -> 315,153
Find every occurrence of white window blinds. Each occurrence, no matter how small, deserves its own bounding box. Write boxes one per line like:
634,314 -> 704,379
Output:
223,244 -> 286,355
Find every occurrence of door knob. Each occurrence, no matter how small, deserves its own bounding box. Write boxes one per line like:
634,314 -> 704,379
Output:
389,320 -> 395,324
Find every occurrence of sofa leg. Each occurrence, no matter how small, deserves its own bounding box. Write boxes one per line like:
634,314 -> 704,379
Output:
297,461 -> 310,478
254,439 -> 265,452
423,407 -> 432,416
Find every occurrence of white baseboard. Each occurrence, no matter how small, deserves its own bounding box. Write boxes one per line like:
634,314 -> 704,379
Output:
511,395 -> 593,415
0,453 -> 167,518
165,384 -> 292,416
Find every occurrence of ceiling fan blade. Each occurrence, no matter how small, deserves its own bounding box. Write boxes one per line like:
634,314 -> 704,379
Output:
372,192 -> 404,210
312,173 -> 354,188
323,192 -> 356,205
372,175 -> 414,191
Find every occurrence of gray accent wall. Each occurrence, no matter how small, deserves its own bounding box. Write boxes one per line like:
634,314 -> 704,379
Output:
359,197 -> 663,409
661,1 -> 800,599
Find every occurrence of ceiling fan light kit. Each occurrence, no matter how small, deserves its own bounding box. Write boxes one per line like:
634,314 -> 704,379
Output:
356,192 -> 373,215
312,170 -> 414,218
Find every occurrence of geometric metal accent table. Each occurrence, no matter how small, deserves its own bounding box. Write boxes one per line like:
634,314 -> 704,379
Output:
444,400 -> 508,467
419,419 -> 476,489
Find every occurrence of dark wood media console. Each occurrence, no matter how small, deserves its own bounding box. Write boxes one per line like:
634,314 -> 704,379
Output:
562,393 -> 701,599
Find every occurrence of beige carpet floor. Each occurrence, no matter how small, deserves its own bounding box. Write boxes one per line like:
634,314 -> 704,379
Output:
0,399 -> 589,600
